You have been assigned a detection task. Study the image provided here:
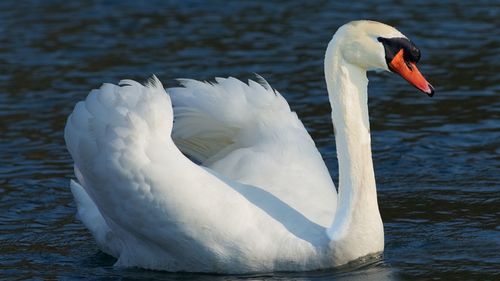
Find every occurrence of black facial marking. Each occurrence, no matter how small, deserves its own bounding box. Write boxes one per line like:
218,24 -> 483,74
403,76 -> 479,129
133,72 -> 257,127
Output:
377,37 -> 421,66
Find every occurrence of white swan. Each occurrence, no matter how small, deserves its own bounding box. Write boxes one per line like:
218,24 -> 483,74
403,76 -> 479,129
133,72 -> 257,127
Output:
65,20 -> 433,273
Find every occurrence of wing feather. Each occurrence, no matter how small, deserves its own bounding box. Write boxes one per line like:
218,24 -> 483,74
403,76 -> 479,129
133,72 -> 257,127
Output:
169,76 -> 337,227
65,76 -> 293,271
169,76 -> 298,164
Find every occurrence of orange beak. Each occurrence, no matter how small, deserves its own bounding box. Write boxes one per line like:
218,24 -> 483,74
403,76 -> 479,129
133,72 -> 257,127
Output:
389,49 -> 434,97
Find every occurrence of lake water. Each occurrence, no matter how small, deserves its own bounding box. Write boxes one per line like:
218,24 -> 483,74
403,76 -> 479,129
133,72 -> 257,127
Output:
1,0 -> 499,280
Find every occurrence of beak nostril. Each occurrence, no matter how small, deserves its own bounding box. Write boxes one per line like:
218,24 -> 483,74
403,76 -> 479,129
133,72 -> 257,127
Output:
406,61 -> 413,71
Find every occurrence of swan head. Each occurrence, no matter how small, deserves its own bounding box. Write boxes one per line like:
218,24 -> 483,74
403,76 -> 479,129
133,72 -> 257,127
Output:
331,20 -> 434,96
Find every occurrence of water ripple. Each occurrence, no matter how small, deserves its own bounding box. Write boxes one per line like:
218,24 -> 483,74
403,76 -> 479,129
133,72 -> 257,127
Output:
0,0 -> 498,280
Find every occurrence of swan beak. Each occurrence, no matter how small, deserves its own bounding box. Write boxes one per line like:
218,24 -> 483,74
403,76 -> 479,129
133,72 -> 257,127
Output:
389,49 -> 435,97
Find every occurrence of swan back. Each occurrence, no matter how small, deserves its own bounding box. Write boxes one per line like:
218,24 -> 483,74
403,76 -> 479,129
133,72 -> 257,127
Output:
169,77 -> 338,227
169,77 -> 299,163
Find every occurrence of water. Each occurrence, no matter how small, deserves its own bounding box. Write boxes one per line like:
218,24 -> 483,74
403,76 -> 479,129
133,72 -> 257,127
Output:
1,0 -> 499,280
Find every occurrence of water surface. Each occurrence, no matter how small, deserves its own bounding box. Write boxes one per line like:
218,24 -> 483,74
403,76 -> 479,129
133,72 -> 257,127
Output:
1,0 -> 499,280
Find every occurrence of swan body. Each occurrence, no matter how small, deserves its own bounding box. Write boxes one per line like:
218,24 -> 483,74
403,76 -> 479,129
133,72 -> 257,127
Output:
65,20 -> 433,273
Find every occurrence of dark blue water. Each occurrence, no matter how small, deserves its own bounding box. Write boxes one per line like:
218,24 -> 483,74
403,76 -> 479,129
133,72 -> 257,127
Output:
1,1 -> 499,280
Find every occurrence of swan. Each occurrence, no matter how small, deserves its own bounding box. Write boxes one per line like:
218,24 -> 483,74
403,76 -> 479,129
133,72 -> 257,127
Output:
65,20 -> 434,273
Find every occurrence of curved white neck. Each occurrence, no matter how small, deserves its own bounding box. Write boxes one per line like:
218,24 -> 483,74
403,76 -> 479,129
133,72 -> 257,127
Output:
324,37 -> 384,260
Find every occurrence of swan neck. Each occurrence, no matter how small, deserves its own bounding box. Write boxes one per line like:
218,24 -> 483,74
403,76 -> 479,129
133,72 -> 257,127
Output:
324,37 -> 383,253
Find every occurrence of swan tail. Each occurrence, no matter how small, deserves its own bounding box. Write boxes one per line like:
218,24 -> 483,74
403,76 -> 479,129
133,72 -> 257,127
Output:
169,76 -> 300,164
70,179 -> 121,257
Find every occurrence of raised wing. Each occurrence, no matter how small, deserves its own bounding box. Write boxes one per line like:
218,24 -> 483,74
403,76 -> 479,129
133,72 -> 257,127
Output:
64,76 -> 337,271
64,77 -> 298,271
170,77 -> 337,226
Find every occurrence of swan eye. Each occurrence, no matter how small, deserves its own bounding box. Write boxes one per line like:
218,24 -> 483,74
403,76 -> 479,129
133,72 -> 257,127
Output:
377,37 -> 421,67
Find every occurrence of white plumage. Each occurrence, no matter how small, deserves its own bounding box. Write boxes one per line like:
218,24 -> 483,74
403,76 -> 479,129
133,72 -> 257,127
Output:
65,20 -> 433,273
170,77 -> 337,226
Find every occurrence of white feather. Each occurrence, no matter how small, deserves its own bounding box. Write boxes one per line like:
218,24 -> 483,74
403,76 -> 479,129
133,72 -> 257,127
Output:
65,20 -> 420,273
